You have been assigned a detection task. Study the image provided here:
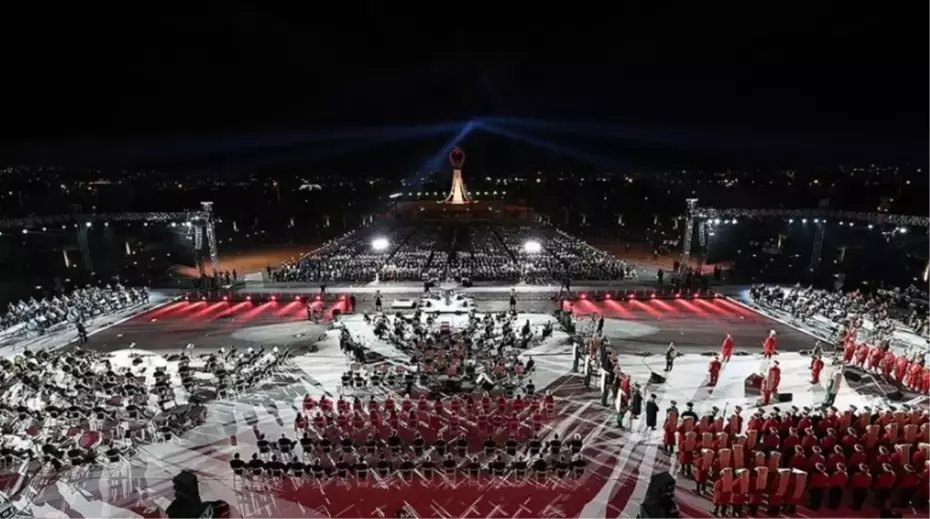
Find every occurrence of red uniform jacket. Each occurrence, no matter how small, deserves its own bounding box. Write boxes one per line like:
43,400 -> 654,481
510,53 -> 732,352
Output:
875,471 -> 895,489
712,479 -> 731,505
763,336 -> 777,355
850,471 -> 872,488
829,470 -> 848,488
810,471 -> 829,489
721,337 -> 734,356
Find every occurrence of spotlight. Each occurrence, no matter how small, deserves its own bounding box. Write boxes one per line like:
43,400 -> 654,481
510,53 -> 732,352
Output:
222,295 -> 228,301
184,296 -> 190,301
295,295 -> 302,301
340,295 -> 347,300
314,295 -> 321,301
604,293 -> 611,299
627,292 -> 636,299
674,292 -> 681,298
270,295 -> 277,301
650,292 -> 657,299
371,237 -> 390,251
246,295 -> 252,301
523,240 -> 542,254
579,293 -> 587,300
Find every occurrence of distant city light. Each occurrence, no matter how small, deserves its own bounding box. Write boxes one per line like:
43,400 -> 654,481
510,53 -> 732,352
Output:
371,237 -> 390,251
524,240 -> 542,254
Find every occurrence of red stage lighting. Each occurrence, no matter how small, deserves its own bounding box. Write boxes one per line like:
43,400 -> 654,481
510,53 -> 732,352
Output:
715,293 -> 723,298
340,295 -> 347,300
246,295 -> 251,301
222,295 -> 228,301
579,293 -> 587,300
295,295 -> 302,301
690,291 -> 698,298
184,296 -> 189,301
650,292 -> 657,299
314,295 -> 321,301
627,292 -> 635,299
270,295 -> 277,301
675,292 -> 681,298
604,293 -> 611,299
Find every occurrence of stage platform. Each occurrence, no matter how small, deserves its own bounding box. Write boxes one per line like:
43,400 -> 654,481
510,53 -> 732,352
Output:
4,296 -> 921,518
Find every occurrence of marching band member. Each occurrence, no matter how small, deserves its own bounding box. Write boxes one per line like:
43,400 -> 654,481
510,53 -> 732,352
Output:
762,330 -> 777,359
810,354 -> 824,384
720,333 -> 734,363
708,355 -> 722,386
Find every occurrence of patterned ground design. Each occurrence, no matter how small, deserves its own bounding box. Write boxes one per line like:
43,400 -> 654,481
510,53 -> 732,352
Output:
6,297 -> 918,518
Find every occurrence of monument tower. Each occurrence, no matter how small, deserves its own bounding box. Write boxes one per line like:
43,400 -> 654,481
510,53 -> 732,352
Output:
444,146 -> 471,204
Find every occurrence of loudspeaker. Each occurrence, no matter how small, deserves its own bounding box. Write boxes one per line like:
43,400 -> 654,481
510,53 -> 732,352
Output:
777,393 -> 793,403
172,470 -> 201,503
649,372 -> 666,384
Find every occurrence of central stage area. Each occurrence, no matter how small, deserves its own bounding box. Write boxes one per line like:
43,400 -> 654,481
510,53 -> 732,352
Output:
12,296 -> 906,519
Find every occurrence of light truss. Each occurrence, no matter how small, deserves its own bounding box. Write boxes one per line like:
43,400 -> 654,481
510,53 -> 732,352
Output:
0,203 -> 220,271
694,208 -> 928,227
0,211 -> 209,229
680,199 -> 927,272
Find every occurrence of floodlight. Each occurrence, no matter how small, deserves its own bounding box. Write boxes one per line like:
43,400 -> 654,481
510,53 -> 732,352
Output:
371,237 -> 390,251
524,240 -> 542,254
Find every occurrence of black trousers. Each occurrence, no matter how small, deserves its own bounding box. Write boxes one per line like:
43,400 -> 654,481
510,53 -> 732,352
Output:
665,358 -> 674,371
827,486 -> 843,509
876,488 -> 890,509
851,487 -> 867,509
898,487 -> 916,508
809,487 -> 824,510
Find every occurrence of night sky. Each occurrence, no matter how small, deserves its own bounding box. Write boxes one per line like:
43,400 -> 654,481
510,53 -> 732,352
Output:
2,4 -> 926,169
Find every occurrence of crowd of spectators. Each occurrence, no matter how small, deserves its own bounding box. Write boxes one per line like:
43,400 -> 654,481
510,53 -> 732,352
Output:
449,225 -> 520,283
381,228 -> 440,283
275,223 -> 642,285
494,225 -> 564,283
274,229 -> 412,284
545,229 -> 631,280
0,285 -> 149,338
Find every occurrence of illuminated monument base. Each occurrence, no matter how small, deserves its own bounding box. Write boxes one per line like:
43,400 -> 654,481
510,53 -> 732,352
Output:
445,168 -> 469,204
443,146 -> 471,205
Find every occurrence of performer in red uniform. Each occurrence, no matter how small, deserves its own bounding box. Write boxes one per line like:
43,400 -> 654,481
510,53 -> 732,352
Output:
808,463 -> 829,510
810,355 -> 824,384
920,367 -> 930,393
762,330 -> 777,359
769,361 -> 781,392
874,463 -> 895,510
881,350 -> 896,379
867,345 -> 885,371
854,343 -> 869,367
906,359 -> 925,389
721,333 -> 734,362
849,464 -> 872,509
894,355 -> 909,382
708,355 -> 722,386
712,472 -> 731,516
843,340 -> 856,363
